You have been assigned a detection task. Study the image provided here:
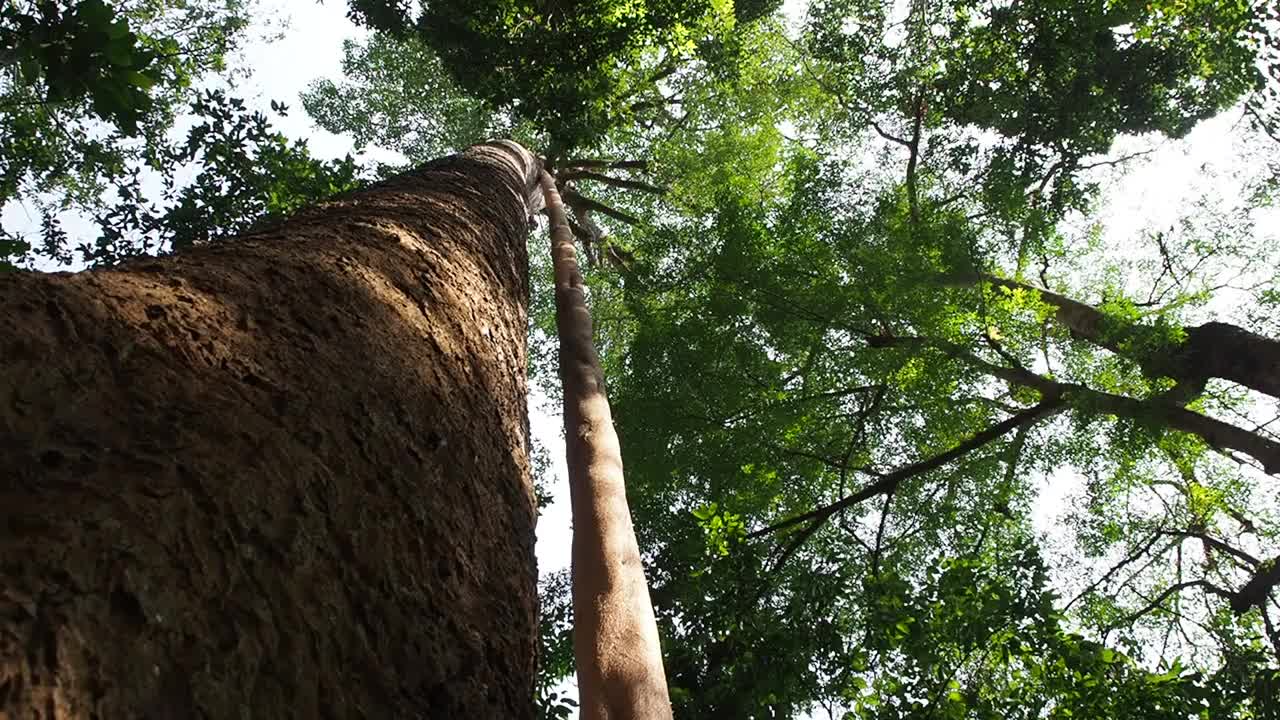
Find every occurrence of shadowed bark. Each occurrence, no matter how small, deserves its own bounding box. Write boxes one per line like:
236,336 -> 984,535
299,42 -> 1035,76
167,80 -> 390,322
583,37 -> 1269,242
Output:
543,173 -> 673,720
0,142 -> 543,718
1232,557 -> 1280,614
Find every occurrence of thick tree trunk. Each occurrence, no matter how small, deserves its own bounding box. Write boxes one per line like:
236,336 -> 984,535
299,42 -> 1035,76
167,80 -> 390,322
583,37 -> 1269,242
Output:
0,143 -> 542,718
542,174 -> 673,719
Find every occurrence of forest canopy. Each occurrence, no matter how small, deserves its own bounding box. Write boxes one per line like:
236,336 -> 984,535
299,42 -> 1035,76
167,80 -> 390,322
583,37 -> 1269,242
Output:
4,0 -> 1280,717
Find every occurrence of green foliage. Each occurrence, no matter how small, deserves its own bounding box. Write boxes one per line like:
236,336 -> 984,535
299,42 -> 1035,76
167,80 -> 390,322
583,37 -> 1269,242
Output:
935,0 -> 1259,153
301,33 -> 515,163
40,91 -> 365,266
6,0 -> 1280,715
1,0 -> 162,133
346,0 -> 784,148
590,71 -> 1278,712
535,570 -> 579,719
838,543 -> 1262,720
0,0 -> 256,261
803,0 -> 1271,253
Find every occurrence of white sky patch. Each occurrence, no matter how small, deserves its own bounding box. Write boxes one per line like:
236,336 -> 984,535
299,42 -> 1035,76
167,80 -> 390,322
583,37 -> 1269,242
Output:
531,386 -> 575,574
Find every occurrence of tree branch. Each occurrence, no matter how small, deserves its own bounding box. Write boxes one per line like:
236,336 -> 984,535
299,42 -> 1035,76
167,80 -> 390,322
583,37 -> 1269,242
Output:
559,169 -> 668,195
561,191 -> 643,226
1158,529 -> 1260,568
749,397 -> 1063,540
939,272 -> 1280,401
870,120 -> 911,147
1067,535 -> 1168,611
557,159 -> 649,172
1232,557 -> 1280,614
905,91 -> 924,229
1119,580 -> 1234,627
870,332 -> 1280,474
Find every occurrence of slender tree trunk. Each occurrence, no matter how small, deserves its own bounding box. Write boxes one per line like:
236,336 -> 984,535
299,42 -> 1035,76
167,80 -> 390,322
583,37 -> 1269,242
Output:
541,173 -> 673,719
0,143 -> 543,718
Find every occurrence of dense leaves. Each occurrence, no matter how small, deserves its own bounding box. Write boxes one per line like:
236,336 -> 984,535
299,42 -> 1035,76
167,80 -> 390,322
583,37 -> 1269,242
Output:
92,91 -> 364,264
7,90 -> 364,268
1,0 -> 162,134
1,0 -> 257,264
346,0 -> 783,147
301,33 -> 508,163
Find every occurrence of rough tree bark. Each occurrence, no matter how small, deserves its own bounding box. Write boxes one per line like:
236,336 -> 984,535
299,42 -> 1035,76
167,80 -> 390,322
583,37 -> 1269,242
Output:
0,143 -> 543,718
542,173 -> 673,719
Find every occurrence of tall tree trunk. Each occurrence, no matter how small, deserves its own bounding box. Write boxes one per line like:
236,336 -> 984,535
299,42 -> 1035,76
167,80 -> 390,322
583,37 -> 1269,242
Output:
0,143 -> 543,718
541,173 -> 673,719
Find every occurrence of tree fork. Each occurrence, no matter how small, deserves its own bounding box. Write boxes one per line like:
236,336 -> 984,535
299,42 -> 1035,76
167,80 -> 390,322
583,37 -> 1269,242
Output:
0,143 -> 543,718
942,273 -> 1280,400
541,172 -> 673,720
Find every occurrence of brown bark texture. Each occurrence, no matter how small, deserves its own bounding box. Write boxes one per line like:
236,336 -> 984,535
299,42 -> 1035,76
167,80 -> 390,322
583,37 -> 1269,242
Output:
0,142 -> 542,719
541,173 -> 673,720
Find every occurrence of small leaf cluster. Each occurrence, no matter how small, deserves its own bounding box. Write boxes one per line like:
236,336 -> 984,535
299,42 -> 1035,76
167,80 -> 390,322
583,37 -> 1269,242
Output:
1,0 -> 162,134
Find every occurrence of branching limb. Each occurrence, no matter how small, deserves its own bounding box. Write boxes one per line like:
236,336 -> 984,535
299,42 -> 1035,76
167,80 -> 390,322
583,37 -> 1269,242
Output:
559,169 -> 668,195
562,190 -> 643,226
1157,529 -> 1260,569
868,332 -> 1280,474
749,398 -> 1063,542
1117,580 -> 1234,627
1066,531 -> 1165,610
557,159 -> 649,172
1231,556 -> 1280,614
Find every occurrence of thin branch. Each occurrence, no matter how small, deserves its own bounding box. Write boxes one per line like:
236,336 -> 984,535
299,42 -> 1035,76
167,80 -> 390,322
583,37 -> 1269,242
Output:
561,191 -> 643,226
1066,531 -> 1164,610
559,169 -> 668,195
749,397 -> 1063,540
1157,529 -> 1260,568
869,491 -> 894,576
1118,580 -> 1234,627
905,91 -> 924,229
718,384 -> 882,426
1263,606 -> 1280,662
870,120 -> 911,147
1245,103 -> 1280,146
869,332 -> 1280,474
558,159 -> 649,172
1075,149 -> 1156,172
